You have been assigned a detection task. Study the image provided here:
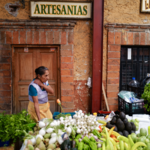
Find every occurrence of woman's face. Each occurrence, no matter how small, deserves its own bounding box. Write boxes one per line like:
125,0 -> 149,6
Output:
38,70 -> 49,83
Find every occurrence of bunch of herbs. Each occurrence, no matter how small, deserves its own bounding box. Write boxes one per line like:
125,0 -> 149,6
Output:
141,83 -> 150,112
0,110 -> 35,143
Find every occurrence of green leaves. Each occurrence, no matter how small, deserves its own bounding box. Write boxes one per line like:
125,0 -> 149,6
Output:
55,113 -> 71,119
141,83 -> 150,112
0,110 -> 35,143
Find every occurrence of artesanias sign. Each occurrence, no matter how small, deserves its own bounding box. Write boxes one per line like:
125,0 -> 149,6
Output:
30,1 -> 92,19
141,0 -> 150,12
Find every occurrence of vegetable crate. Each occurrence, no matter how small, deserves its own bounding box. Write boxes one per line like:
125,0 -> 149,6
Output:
53,112 -> 75,119
118,96 -> 146,115
0,140 -> 10,147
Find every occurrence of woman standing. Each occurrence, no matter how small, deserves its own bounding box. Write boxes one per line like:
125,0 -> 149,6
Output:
28,66 -> 54,122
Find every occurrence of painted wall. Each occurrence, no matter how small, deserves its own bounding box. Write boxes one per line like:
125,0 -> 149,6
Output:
0,0 -> 93,113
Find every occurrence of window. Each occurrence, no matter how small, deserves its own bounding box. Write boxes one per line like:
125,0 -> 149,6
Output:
120,46 -> 150,91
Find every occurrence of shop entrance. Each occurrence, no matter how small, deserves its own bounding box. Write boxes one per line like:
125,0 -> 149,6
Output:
120,46 -> 150,91
12,45 -> 60,113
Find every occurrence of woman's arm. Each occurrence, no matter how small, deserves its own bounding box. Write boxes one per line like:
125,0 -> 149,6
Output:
41,84 -> 54,94
34,79 -> 54,94
32,96 -> 41,121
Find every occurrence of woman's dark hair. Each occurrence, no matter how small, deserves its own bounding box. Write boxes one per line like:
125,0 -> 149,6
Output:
35,66 -> 48,77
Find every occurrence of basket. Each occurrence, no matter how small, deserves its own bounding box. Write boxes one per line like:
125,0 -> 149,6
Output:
53,112 -> 75,120
118,96 -> 146,115
0,140 -> 10,147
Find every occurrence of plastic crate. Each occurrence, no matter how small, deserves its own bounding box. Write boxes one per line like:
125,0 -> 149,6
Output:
53,112 -> 75,119
0,140 -> 10,147
118,96 -> 146,115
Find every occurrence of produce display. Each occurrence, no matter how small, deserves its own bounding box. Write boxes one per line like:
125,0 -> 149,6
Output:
104,112 -> 139,137
21,110 -> 150,150
0,109 -> 149,150
22,110 -> 102,150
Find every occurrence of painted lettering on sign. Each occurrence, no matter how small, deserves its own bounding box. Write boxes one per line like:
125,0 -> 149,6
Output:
30,1 -> 92,18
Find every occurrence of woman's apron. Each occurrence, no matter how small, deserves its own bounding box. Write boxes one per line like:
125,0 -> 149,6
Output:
28,101 -> 52,122
28,80 -> 52,122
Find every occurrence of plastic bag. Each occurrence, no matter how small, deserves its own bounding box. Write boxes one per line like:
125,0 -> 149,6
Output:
118,91 -> 144,103
20,143 -> 26,150
118,91 -> 136,103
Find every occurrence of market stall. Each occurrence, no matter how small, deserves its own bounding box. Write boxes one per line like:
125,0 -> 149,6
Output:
0,108 -> 150,150
19,110 -> 150,150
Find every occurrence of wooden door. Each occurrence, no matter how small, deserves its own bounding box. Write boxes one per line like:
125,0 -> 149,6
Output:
12,46 -> 60,113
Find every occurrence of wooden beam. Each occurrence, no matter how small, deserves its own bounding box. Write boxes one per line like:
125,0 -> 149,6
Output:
92,0 -> 104,113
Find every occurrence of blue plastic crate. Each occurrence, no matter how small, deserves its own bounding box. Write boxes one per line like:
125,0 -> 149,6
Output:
0,140 -> 10,147
53,112 -> 75,119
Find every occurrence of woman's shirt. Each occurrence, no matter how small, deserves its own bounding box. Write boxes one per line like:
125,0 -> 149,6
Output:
28,79 -> 49,104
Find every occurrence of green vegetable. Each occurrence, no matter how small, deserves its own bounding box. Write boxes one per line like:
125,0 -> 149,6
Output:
75,139 -> 79,148
75,134 -> 82,139
140,128 -> 147,136
119,140 -> 124,150
71,127 -> 77,139
89,141 -> 97,150
90,136 -> 96,142
102,142 -> 105,150
131,142 -> 147,150
116,143 -> 120,150
83,136 -> 90,144
83,143 -> 90,150
100,138 -> 106,142
92,129 -> 101,139
147,135 -> 150,140
137,133 -> 140,137
118,136 -> 129,143
55,113 -> 71,119
136,137 -> 145,143
0,110 -> 35,142
78,142 -> 84,150
44,133 -> 51,139
28,144 -> 34,150
105,127 -> 114,150
128,135 -> 134,147
141,83 -> 150,112
137,147 -> 143,150
145,138 -> 150,144
146,143 -> 150,150
124,142 -> 129,150
130,133 -> 137,143
98,148 -> 102,150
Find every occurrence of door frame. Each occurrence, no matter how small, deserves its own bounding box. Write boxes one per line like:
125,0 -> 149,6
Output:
12,45 -> 61,113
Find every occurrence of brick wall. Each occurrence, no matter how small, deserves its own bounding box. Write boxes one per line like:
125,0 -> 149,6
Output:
0,20 -> 76,113
0,0 -> 93,113
106,23 -> 150,111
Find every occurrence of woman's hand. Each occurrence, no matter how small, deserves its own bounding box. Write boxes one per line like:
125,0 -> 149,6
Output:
34,79 -> 54,94
34,79 -> 43,87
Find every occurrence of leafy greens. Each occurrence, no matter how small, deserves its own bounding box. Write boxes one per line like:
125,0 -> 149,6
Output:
0,110 -> 35,142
